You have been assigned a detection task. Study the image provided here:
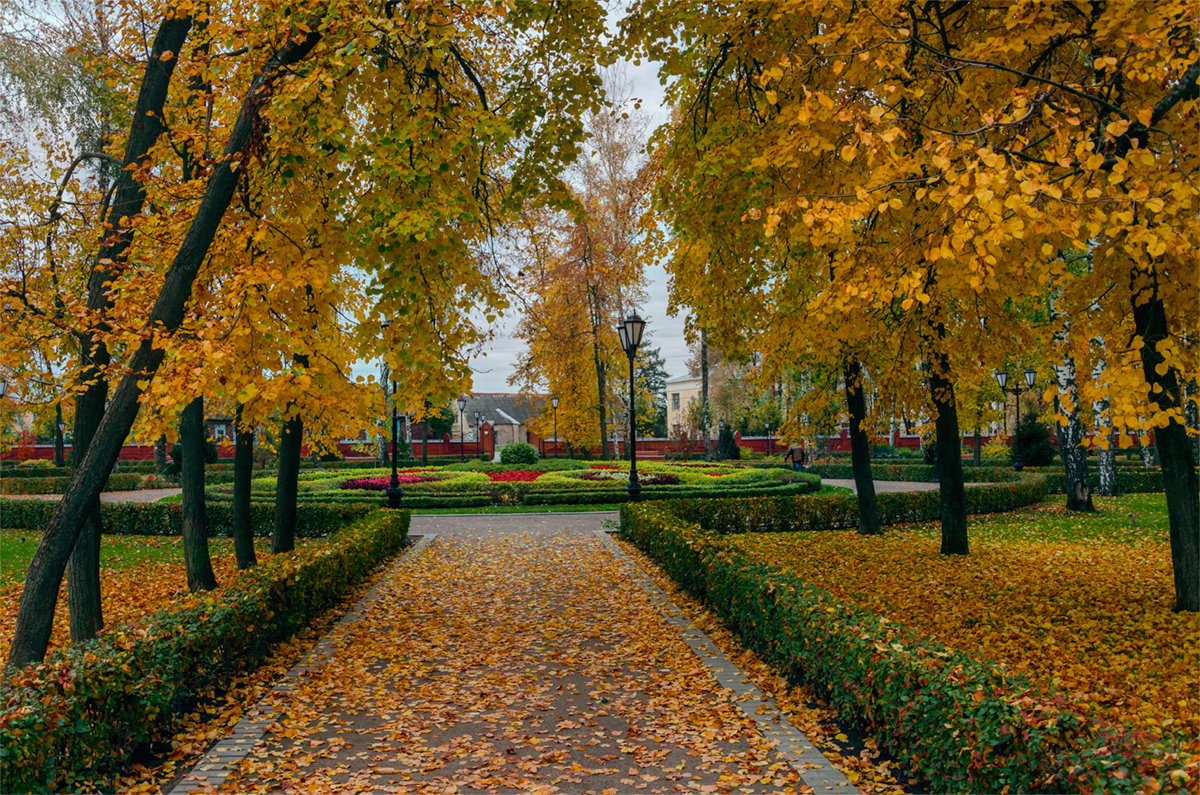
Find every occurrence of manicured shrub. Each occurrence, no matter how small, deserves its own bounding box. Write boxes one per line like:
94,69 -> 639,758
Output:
618,500 -> 1177,793
1015,415 -> 1056,467
499,441 -> 540,465
0,472 -> 158,495
0,499 -> 373,537
0,509 -> 409,793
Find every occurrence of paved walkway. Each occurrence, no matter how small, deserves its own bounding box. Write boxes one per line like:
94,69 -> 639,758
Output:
171,514 -> 860,794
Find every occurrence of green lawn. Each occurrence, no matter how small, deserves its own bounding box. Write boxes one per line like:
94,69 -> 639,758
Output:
0,534 -> 252,589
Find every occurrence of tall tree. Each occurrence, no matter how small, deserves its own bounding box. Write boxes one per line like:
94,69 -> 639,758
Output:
4,0 -> 608,669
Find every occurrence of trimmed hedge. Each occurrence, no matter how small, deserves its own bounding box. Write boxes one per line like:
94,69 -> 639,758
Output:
0,473 -> 165,495
0,498 -> 373,537
663,475 -> 1048,535
0,508 -> 409,793
620,496 -> 1178,793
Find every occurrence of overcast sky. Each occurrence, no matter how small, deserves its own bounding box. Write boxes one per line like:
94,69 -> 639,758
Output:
465,52 -> 694,393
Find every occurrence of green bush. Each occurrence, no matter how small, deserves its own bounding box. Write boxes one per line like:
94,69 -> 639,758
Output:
0,498 -> 373,537
0,472 -> 161,495
499,441 -> 540,465
618,497 -> 1173,793
0,509 -> 409,793
1015,415 -> 1056,467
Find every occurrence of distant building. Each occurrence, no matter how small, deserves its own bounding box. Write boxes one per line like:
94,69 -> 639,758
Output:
450,393 -> 551,450
665,377 -> 711,438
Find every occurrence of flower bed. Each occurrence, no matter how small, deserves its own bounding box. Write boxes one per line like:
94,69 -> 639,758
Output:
341,473 -> 439,490
485,470 -> 543,482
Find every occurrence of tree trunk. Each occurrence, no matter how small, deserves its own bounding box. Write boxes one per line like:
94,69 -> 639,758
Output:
154,434 -> 168,475
973,426 -> 981,465
1131,279 -> 1198,612
1138,433 -> 1156,467
232,403 -> 257,569
54,403 -> 65,467
272,409 -> 303,554
180,397 -> 217,591
700,327 -> 712,459
6,22 -> 322,669
376,431 -> 389,465
928,346 -> 968,555
1054,357 -> 1094,511
594,340 -> 610,461
1185,378 -> 1200,462
66,377 -> 106,644
844,360 -> 879,535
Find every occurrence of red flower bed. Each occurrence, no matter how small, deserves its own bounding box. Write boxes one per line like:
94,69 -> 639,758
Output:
341,474 -> 437,490
589,464 -> 623,470
486,470 -> 543,482
705,472 -> 731,477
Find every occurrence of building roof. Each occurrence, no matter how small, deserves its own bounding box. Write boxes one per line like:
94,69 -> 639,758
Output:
456,393 -> 548,426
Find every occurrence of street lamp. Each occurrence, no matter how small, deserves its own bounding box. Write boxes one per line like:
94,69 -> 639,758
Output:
457,396 -> 467,462
479,415 -> 488,460
994,367 -> 1037,471
617,313 -> 646,502
765,421 -> 771,457
55,418 -> 67,468
551,395 -> 559,458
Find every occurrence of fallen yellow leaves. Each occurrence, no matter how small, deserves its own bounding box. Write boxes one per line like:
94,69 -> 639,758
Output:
728,515 -> 1199,744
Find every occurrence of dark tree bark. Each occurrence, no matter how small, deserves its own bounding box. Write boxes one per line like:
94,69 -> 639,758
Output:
973,426 -> 982,465
232,403 -> 257,569
927,346 -> 968,555
594,340 -> 610,461
272,385 -> 305,555
180,397 -> 217,591
7,21 -> 323,669
66,379 -> 105,644
844,360 -> 880,535
1132,278 -> 1199,612
700,328 -> 712,460
54,403 -> 65,467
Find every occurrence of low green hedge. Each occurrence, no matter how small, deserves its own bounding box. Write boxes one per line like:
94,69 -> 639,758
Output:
0,499 -> 373,537
663,475 -> 1048,534
619,498 -> 1177,792
0,473 -> 169,495
0,508 -> 409,793
1020,466 -> 1164,495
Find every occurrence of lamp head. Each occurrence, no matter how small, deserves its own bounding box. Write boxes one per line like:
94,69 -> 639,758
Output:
457,396 -> 467,412
993,369 -> 1008,389
551,396 -> 559,409
1024,367 -> 1036,388
623,313 -> 646,351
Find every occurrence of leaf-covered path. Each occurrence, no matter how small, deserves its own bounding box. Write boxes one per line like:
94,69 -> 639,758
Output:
178,514 -> 856,794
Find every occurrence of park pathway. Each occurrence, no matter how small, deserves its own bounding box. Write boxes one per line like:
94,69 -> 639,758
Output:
172,514 -> 860,795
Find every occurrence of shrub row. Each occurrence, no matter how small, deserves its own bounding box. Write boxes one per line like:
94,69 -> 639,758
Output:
0,473 -> 170,495
0,508 -> 409,793
619,501 -> 1174,793
1019,466 -> 1164,495
662,475 -> 1048,535
0,498 -> 373,537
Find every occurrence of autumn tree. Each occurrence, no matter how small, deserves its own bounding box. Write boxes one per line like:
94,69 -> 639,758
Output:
625,1 -> 1197,605
2,0 -> 608,669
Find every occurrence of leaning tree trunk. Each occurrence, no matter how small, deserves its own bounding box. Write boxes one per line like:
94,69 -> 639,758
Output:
844,360 -> 879,535
180,397 -> 217,591
231,403 -> 257,569
66,375 -> 106,644
1131,277 -> 1198,612
6,20 -> 323,669
272,408 -> 303,554
700,328 -> 712,460
1054,356 -> 1094,511
927,344 -> 968,555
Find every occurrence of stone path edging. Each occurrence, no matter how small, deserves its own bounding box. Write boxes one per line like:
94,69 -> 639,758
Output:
594,528 -> 860,795
168,533 -> 439,795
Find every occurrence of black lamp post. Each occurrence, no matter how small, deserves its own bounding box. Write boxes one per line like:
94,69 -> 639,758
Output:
551,395 -> 559,458
387,380 -> 403,508
55,417 -> 66,468
457,396 -> 467,462
617,313 -> 646,502
473,410 -> 481,459
479,416 -> 488,460
765,421 -> 771,457
994,367 -> 1037,471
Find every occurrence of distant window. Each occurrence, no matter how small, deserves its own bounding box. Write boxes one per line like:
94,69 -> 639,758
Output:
671,393 -> 680,410
214,425 -> 226,440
